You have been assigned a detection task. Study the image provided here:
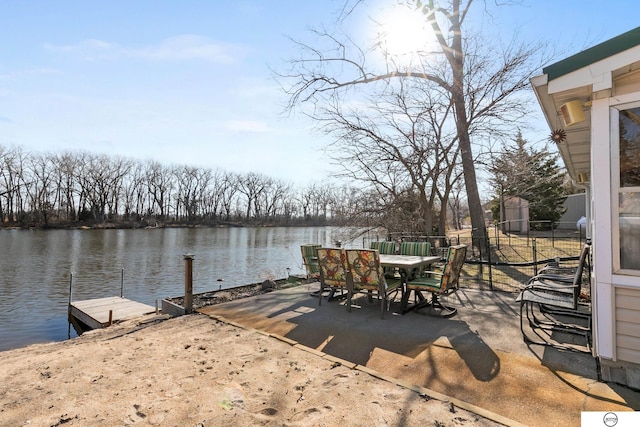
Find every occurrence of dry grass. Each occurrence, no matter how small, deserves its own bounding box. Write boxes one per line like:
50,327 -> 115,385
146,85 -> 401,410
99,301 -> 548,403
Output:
447,229 -> 585,293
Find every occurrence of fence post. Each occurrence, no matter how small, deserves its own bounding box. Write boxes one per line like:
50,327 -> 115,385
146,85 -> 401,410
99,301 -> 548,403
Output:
532,238 -> 538,276
477,232 -> 483,278
487,236 -> 493,290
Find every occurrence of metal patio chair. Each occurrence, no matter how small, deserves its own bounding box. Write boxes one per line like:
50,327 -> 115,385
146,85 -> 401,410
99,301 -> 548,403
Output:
399,241 -> 432,277
316,248 -> 349,305
400,245 -> 467,317
345,249 -> 404,318
516,241 -> 592,351
300,244 -> 322,280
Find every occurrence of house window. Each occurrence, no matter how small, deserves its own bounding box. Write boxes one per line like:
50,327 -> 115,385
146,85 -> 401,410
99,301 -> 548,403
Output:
619,106 -> 640,271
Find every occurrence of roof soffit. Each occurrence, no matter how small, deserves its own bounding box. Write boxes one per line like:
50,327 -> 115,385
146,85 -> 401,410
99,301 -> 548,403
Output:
532,28 -> 640,183
547,45 -> 640,95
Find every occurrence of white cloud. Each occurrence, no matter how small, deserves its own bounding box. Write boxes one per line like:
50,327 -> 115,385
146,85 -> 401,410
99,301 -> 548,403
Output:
44,35 -> 246,63
44,39 -> 114,60
135,35 -> 243,63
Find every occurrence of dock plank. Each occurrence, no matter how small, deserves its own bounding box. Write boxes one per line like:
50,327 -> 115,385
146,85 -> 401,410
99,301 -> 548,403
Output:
70,297 -> 156,330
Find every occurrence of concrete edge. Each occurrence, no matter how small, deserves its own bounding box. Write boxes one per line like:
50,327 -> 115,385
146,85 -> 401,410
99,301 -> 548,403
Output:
201,313 -> 525,427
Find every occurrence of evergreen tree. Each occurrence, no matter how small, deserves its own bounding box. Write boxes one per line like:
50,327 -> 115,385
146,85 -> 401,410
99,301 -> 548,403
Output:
489,131 -> 568,226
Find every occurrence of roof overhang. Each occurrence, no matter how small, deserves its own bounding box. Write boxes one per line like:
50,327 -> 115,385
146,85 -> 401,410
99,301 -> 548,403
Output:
531,26 -> 640,183
531,74 -> 592,181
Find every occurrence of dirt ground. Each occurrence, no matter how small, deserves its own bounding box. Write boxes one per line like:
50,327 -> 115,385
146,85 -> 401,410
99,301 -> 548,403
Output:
0,313 -> 504,426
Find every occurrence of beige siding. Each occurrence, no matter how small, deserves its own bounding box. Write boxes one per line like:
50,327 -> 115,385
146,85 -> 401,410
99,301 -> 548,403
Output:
615,287 -> 640,363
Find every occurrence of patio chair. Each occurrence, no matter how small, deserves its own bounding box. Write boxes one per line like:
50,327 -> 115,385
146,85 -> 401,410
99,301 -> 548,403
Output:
400,241 -> 432,277
345,249 -> 404,318
369,241 -> 397,254
516,241 -> 592,351
538,239 -> 591,278
370,241 -> 398,277
300,244 -> 322,280
400,245 -> 467,317
316,248 -> 349,306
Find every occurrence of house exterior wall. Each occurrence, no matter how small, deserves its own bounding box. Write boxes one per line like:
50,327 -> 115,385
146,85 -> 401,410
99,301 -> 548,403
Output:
592,89 -> 640,387
557,193 -> 586,230
532,27 -> 640,389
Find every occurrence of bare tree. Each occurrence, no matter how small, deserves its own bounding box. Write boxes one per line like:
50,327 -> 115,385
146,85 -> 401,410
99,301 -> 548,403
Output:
313,75 -> 463,233
260,178 -> 291,220
24,152 -> 55,226
145,160 -> 174,219
50,152 -> 81,222
0,145 -> 24,223
218,171 -> 239,221
121,160 -> 146,221
279,0 -> 544,244
237,172 -> 268,220
174,165 -> 201,221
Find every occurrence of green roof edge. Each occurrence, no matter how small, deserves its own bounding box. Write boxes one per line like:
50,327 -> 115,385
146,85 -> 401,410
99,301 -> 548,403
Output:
543,26 -> 640,81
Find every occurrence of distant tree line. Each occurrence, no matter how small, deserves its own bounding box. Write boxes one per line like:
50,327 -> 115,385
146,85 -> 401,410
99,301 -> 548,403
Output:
2,135 -> 570,232
0,144 -> 366,228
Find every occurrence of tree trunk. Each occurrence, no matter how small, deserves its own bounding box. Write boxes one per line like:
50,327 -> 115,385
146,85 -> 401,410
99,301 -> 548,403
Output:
449,0 -> 486,246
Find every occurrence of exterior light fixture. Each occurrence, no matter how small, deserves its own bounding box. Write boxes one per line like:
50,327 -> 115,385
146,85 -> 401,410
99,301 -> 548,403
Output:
560,100 -> 586,126
577,172 -> 589,184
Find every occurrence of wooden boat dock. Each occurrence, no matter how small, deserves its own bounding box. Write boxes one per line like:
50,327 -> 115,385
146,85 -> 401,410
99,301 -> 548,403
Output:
69,296 -> 157,331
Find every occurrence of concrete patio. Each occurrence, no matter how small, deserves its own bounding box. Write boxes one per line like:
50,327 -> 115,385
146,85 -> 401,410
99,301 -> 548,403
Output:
198,283 -> 640,426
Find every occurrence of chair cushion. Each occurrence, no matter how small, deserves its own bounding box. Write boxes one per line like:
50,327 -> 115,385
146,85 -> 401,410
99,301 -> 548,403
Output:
370,241 -> 397,254
400,242 -> 431,256
406,276 -> 442,292
317,248 -> 348,288
384,277 -> 404,292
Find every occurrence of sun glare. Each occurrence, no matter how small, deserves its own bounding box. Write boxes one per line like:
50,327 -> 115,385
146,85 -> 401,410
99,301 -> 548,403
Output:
375,6 -> 437,62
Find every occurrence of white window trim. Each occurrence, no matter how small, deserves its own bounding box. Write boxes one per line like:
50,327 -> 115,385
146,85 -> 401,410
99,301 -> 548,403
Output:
610,99 -> 640,276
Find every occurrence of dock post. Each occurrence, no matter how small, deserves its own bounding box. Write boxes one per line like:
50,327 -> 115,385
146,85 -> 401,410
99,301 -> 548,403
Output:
184,254 -> 194,314
68,273 -> 73,338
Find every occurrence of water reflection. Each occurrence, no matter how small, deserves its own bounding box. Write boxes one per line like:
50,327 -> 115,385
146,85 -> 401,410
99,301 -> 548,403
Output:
0,226 -> 347,351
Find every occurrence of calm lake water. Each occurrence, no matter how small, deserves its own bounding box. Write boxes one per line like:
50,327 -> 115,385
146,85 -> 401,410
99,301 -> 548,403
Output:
0,226 -> 355,352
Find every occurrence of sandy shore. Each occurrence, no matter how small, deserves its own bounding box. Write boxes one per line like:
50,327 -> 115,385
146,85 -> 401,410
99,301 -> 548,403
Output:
0,313 -> 503,426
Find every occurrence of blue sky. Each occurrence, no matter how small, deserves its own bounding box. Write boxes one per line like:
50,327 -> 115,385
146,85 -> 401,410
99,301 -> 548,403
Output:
0,1 -> 638,185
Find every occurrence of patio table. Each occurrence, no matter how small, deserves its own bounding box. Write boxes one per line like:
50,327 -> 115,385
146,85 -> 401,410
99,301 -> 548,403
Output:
379,254 -> 439,278
379,254 -> 440,314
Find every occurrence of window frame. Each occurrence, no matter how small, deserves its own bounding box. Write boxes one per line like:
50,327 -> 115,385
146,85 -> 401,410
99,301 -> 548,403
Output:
612,100 -> 640,275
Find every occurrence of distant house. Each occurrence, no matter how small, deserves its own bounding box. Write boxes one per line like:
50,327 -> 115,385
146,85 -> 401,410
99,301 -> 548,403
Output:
557,192 -> 586,230
532,26 -> 640,388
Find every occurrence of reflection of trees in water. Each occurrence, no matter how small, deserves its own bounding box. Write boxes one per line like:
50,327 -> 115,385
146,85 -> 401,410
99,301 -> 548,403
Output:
619,107 -> 640,270
620,107 -> 640,186
619,192 -> 640,215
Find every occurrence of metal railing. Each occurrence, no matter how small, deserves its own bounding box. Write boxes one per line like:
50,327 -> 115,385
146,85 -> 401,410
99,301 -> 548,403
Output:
379,229 -> 587,293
